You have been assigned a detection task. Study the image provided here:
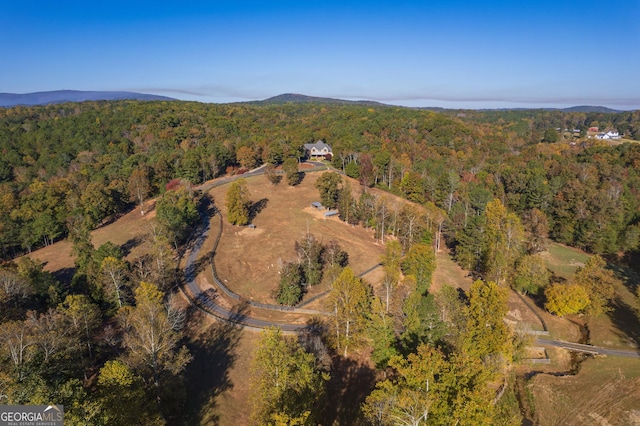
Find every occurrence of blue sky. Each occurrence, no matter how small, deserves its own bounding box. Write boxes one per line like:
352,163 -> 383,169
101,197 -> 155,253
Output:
2,0 -> 639,109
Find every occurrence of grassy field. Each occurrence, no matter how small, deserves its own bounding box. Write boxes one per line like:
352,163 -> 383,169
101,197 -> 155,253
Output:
540,242 -> 590,280
208,171 -> 392,306
530,356 -> 640,425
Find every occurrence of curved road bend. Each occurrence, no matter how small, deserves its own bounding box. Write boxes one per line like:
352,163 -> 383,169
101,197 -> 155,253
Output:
185,163 -> 330,333
184,205 -> 310,332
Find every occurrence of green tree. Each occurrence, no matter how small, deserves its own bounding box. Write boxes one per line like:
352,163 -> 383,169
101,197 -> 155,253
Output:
337,180 -> 359,225
363,345 -> 495,425
345,161 -> 360,179
400,275 -> 446,352
250,327 -> 328,425
80,181 -> 118,228
276,262 -> 304,306
283,158 -> 301,186
543,128 -> 559,143
295,233 -> 324,286
572,255 -> 619,316
315,171 -> 343,209
97,360 -> 161,425
327,267 -> 372,357
367,297 -> 398,369
155,185 -> 199,246
226,178 -> 251,225
401,243 -> 436,295
512,254 -> 550,295
59,294 -> 100,360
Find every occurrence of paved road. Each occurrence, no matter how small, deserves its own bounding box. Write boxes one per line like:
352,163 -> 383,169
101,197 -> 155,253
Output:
184,163 -> 329,333
536,338 -> 640,358
187,166 -> 640,353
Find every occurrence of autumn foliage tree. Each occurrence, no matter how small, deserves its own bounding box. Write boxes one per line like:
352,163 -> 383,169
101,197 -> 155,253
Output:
119,282 -> 191,405
544,283 -> 591,316
250,327 -> 328,424
462,280 -> 511,362
363,345 -> 496,425
327,267 -> 372,357
226,178 -> 250,225
128,166 -> 151,215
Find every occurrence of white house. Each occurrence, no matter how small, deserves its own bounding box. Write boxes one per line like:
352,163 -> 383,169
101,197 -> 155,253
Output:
303,140 -> 333,160
596,131 -> 621,140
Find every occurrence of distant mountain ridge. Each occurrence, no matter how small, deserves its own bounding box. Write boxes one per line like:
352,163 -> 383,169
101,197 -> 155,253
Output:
255,94 -> 625,113
254,93 -> 388,107
0,90 -> 628,112
560,105 -> 621,113
0,90 -> 175,107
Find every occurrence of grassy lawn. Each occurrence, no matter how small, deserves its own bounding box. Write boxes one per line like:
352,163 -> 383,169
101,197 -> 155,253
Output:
541,242 -> 591,280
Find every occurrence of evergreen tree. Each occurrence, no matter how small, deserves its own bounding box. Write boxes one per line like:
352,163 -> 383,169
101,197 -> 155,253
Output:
226,178 -> 250,225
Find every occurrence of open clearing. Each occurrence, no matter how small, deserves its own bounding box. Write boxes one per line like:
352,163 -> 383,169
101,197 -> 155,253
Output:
207,171 -> 388,307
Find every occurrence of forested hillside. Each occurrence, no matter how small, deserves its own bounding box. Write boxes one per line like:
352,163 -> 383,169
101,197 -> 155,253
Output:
0,99 -> 639,423
0,100 -> 638,259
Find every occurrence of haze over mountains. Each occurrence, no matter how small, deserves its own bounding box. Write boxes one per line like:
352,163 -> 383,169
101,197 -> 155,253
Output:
0,90 -> 175,107
0,90 -> 626,113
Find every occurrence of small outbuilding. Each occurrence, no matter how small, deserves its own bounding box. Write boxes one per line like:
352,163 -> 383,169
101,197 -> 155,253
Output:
324,210 -> 338,217
311,201 -> 323,210
248,223 -> 256,229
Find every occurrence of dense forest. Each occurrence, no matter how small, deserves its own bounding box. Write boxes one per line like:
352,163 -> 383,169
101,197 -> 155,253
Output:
0,99 -> 639,424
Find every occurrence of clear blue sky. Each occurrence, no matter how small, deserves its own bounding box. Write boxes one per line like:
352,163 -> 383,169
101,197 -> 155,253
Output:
2,0 -> 639,109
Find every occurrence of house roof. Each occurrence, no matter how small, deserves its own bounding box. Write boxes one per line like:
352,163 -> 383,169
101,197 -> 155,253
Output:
303,140 -> 332,151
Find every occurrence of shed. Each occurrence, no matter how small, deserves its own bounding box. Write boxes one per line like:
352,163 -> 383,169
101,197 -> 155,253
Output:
248,223 -> 256,229
311,201 -> 323,210
324,210 -> 338,217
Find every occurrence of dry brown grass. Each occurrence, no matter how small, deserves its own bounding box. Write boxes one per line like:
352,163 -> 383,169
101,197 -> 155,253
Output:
26,199 -> 158,272
531,357 -> 640,426
208,172 -> 386,306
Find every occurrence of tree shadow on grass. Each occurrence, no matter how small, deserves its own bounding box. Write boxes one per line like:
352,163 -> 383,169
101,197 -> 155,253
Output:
248,198 -> 269,223
322,355 -> 377,425
120,235 -> 145,257
181,310 -> 244,425
606,261 -> 640,295
52,267 -> 76,287
607,296 -> 640,352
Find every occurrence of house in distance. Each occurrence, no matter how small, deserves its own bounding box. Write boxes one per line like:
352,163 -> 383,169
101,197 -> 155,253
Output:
303,140 -> 333,160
